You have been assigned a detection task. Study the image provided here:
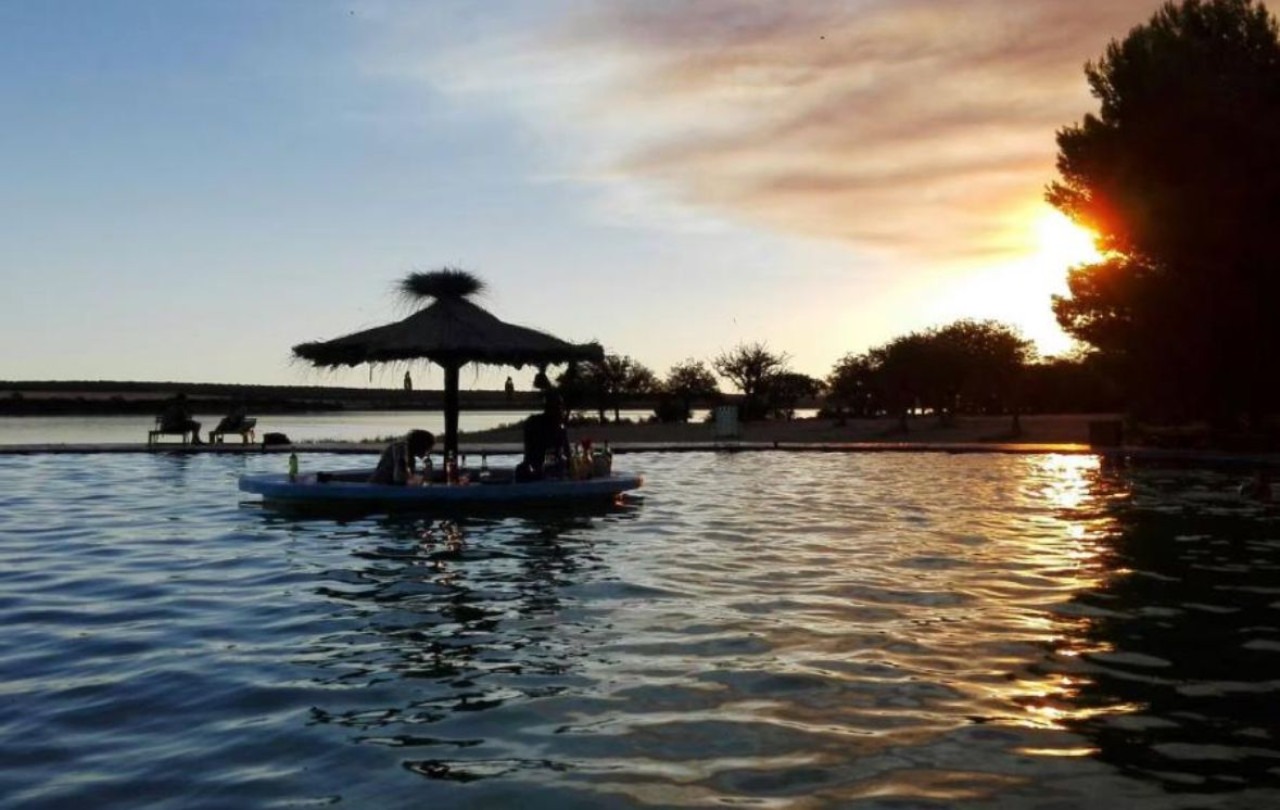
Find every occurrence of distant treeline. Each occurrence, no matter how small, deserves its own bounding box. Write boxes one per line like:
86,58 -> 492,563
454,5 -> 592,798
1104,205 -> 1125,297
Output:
550,319 -> 1120,431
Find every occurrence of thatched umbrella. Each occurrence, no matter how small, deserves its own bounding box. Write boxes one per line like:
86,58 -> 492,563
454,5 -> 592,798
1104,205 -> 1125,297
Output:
293,269 -> 602,456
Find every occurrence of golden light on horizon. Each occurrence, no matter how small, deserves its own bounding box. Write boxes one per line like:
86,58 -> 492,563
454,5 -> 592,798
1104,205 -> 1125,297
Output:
918,208 -> 1101,357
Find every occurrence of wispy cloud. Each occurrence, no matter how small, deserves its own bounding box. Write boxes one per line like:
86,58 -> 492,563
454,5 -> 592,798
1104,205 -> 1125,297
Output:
378,0 -> 1155,264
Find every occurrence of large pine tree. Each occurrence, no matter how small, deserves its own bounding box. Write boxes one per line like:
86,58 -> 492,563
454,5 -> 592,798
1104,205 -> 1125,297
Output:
1048,0 -> 1280,424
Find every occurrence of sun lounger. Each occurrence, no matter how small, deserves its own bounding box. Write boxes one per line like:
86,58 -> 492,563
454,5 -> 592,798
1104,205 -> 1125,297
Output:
148,416 -> 195,445
210,417 -> 258,444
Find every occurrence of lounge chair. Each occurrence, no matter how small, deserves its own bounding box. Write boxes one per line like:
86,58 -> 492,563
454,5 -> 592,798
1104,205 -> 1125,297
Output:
210,415 -> 258,444
148,416 -> 195,445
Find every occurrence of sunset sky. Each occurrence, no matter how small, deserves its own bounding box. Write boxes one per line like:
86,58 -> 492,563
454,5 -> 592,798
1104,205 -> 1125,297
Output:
0,0 -> 1157,389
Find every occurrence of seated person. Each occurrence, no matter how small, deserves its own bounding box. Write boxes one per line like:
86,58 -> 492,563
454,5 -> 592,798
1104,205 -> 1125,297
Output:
370,429 -> 435,485
212,403 -> 250,439
160,393 -> 203,445
518,392 -> 570,480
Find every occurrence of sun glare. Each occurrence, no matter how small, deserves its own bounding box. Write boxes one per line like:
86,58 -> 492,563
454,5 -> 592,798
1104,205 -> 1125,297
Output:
916,208 -> 1104,359
1034,210 -> 1101,270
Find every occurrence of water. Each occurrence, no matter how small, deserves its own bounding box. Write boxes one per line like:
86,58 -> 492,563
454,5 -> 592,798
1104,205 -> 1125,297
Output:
1,452 -> 1278,808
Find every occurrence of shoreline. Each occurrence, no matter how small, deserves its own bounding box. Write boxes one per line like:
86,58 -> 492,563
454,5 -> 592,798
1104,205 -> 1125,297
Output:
2,413 -> 1279,468
3,441 -> 1280,472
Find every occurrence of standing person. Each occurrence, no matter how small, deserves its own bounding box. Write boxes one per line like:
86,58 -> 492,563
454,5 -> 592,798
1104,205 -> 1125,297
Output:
370,429 -> 434,485
504,376 -> 515,402
161,392 -> 203,445
404,370 -> 413,393
518,391 -> 570,480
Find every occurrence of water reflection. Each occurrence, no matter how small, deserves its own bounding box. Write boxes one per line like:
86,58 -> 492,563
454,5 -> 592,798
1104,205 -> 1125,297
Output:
10,451 -> 1280,807
290,508 -> 639,783
1026,461 -> 1280,792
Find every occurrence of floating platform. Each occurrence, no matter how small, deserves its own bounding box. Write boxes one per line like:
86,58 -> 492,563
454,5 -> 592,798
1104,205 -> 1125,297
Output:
238,467 -> 643,510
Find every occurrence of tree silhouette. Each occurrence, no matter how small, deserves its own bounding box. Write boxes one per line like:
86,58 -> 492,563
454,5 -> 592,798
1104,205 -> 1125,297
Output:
826,353 -> 879,423
763,372 -> 823,420
830,321 -> 1033,430
713,342 -> 789,421
579,354 -> 657,424
1048,0 -> 1280,426
867,332 -> 935,431
935,320 -> 1035,431
661,359 -> 721,423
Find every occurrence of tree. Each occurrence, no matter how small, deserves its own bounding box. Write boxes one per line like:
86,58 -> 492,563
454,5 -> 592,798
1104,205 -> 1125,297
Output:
763,372 -> 823,420
1023,352 -> 1124,414
580,354 -> 657,423
556,361 -> 589,415
713,342 -> 789,420
849,320 -> 1033,431
1048,0 -> 1280,425
933,320 -> 1035,431
867,332 -> 934,432
661,359 -> 720,423
826,353 -> 879,423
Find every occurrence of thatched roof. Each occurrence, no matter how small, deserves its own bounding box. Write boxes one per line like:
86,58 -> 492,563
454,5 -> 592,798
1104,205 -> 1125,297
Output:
292,293 -> 602,369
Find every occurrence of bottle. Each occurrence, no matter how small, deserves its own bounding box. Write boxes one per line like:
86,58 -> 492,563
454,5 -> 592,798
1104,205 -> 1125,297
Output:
479,452 -> 490,481
445,451 -> 457,485
421,453 -> 433,486
288,451 -> 298,481
603,441 -> 613,475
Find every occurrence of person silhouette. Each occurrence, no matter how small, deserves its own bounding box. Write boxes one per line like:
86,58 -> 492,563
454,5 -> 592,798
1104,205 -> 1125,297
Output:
370,429 -> 434,485
504,376 -> 515,401
403,371 -> 412,393
517,390 -> 570,481
161,392 -> 203,445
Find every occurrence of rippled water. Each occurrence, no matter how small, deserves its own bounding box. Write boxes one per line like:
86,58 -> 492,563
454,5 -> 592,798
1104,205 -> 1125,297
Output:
1,452 -> 1278,808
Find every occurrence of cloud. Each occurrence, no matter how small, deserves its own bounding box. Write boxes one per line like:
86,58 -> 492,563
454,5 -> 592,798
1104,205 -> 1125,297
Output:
372,0 -> 1156,264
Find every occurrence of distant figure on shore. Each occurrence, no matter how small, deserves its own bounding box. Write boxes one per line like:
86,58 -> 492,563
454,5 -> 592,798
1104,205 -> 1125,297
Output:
403,371 -> 413,393
532,370 -> 550,392
161,393 -> 202,445
505,376 -> 515,402
1239,469 -> 1273,502
370,429 -> 434,485
517,391 -> 570,481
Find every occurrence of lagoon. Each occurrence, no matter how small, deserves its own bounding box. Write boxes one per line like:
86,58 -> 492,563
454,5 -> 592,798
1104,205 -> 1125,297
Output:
1,451 -> 1278,808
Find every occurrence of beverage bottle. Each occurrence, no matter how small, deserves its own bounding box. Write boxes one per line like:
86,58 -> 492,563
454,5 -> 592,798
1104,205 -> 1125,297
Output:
422,454 -> 433,486
480,452 -> 489,481
288,451 -> 298,481
445,451 -> 456,485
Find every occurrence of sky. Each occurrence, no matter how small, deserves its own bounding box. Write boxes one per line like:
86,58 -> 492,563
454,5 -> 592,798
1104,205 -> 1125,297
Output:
0,0 -> 1160,390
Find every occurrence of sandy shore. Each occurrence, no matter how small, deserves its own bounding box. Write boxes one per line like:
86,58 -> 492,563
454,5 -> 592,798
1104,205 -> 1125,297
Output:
461,413 -> 1115,446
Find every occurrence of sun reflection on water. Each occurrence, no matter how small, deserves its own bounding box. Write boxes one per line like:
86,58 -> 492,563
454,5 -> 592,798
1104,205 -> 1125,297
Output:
992,454 -> 1141,734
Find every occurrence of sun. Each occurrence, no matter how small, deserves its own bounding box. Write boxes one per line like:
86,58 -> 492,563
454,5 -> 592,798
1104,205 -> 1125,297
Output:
1034,210 -> 1101,270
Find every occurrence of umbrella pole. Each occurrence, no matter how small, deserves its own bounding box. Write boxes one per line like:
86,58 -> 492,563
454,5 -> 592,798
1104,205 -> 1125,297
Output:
443,361 -> 460,457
